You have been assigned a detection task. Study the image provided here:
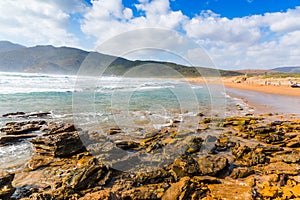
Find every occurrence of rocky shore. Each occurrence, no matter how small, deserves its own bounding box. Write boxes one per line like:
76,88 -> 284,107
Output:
0,112 -> 300,199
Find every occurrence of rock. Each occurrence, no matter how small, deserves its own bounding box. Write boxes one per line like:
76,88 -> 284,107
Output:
134,169 -> 173,185
115,140 -> 141,151
63,159 -> 111,191
261,162 -> 299,175
0,172 -> 15,200
291,184 -> 300,197
185,137 -> 203,154
207,180 -> 253,200
162,177 -> 190,200
120,185 -> 160,200
168,156 -> 199,180
106,127 -> 123,135
231,143 -> 266,166
44,122 -> 76,135
2,111 -> 26,117
281,186 -> 294,199
2,111 -> 51,118
0,120 -> 45,135
197,155 -> 228,177
79,189 -> 115,200
27,154 -> 55,170
31,131 -> 86,157
271,150 -> 300,163
259,184 -> 278,198
230,167 -> 254,179
0,133 -> 37,146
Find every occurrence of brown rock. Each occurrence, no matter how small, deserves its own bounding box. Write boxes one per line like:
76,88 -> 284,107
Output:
79,189 -> 114,200
230,167 -> 254,179
291,184 -> 300,197
262,162 -> 299,175
31,131 -> 86,157
162,177 -> 190,200
0,133 -> 37,146
208,181 -> 253,200
197,155 -> 228,176
258,184 -> 278,198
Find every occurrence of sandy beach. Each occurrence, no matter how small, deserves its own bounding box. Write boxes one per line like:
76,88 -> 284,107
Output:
187,76 -> 300,97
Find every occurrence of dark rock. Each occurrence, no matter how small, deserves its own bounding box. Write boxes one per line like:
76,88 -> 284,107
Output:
115,141 -> 140,151
2,111 -> 25,117
45,122 -> 76,135
31,131 -> 86,157
197,155 -> 228,176
169,156 -> 199,180
0,134 -> 37,146
106,127 -> 123,135
0,172 -> 15,200
0,120 -> 45,135
63,159 -> 111,191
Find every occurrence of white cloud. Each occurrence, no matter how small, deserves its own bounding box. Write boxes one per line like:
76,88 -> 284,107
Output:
183,7 -> 300,69
0,0 -> 86,47
81,0 -> 187,48
1,0 -> 299,69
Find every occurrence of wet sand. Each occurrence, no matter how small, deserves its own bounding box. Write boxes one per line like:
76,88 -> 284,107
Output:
187,77 -> 300,115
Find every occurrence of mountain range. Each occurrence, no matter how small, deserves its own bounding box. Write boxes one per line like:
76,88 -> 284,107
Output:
0,41 -> 245,77
272,66 -> 300,74
0,40 -> 298,76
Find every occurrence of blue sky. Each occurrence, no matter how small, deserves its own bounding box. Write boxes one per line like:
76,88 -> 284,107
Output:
0,0 -> 300,69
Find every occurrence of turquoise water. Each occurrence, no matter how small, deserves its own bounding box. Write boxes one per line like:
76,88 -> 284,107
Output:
0,72 -> 245,169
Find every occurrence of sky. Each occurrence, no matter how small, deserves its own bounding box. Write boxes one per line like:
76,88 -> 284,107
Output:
0,0 -> 300,69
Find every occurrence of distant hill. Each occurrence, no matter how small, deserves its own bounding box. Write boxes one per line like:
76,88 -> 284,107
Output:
272,66 -> 300,74
0,41 -> 25,53
0,41 -> 242,77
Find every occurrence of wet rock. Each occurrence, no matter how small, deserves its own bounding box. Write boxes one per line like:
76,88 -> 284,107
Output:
106,127 -> 123,135
2,111 -> 26,117
2,111 -> 51,118
45,122 -> 76,135
185,137 -> 203,154
0,120 -> 45,135
63,159 -> 111,191
197,155 -> 228,177
31,131 -> 86,157
0,172 -> 15,200
168,156 -> 199,180
0,133 -> 38,146
115,140 -> 140,151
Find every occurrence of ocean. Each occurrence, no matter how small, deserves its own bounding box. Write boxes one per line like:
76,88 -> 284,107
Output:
0,72 -> 248,170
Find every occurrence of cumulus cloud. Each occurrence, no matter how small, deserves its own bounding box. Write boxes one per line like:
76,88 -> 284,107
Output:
0,0 -> 86,47
1,0 -> 299,69
182,7 -> 300,69
81,0 -> 187,47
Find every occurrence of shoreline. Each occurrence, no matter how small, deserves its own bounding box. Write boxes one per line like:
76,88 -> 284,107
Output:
187,77 -> 300,116
187,77 -> 300,97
